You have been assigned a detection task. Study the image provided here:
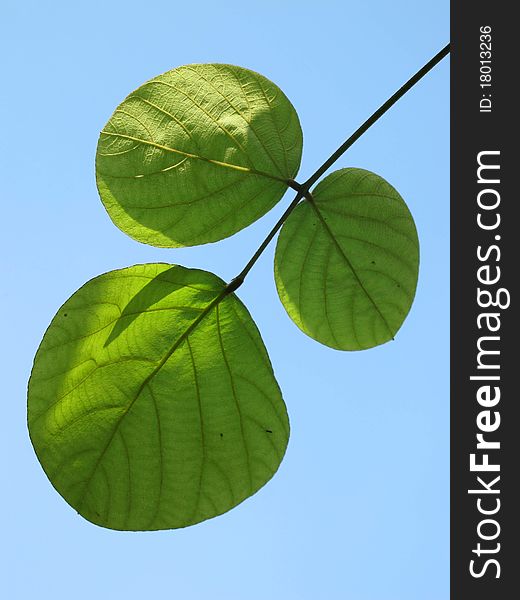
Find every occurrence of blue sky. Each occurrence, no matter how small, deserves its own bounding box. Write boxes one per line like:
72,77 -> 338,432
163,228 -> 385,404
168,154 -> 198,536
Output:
1,1 -> 449,598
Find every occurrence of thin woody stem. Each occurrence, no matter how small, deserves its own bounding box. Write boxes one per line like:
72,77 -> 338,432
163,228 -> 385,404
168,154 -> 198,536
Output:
301,43 -> 450,192
226,182 -> 305,292
225,43 -> 450,294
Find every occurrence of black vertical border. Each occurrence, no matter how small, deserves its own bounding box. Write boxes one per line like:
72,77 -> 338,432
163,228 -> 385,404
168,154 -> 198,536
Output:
451,3 -> 517,598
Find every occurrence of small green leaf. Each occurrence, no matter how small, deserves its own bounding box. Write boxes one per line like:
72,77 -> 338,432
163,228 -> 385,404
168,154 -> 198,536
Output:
28,264 -> 289,530
274,168 -> 419,350
96,64 -> 303,247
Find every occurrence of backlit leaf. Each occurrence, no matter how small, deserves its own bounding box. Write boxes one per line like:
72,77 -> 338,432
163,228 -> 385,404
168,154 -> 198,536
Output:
274,168 -> 419,350
96,64 -> 303,247
28,264 -> 289,530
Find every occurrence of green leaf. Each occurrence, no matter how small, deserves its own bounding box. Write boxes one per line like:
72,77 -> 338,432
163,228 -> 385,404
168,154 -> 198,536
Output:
274,168 -> 419,350
28,264 -> 289,530
96,64 -> 303,247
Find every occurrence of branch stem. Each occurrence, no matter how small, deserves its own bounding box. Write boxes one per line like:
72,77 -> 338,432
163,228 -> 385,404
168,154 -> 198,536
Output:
226,187 -> 305,292
225,43 -> 450,295
301,43 -> 450,192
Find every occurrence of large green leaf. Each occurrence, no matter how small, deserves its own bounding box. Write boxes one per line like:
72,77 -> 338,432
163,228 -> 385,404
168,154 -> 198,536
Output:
274,168 -> 419,350
96,64 -> 303,247
28,264 -> 289,530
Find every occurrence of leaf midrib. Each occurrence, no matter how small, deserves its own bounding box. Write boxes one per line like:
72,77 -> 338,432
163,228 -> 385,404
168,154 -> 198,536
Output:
98,131 -> 289,184
77,286 -> 229,511
307,197 -> 396,341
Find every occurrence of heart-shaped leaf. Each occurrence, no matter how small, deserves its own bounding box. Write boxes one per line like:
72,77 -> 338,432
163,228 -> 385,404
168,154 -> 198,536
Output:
28,264 -> 289,530
96,64 -> 303,247
274,168 -> 419,350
